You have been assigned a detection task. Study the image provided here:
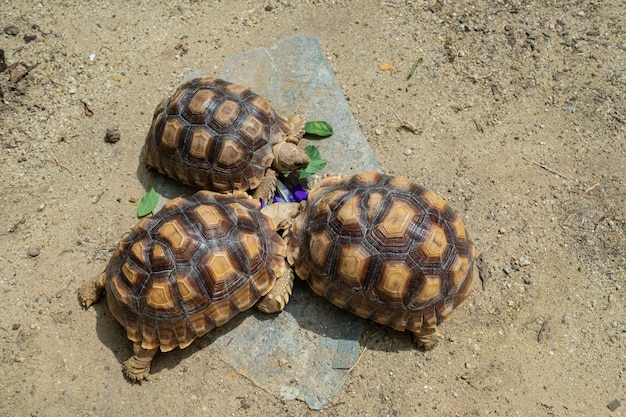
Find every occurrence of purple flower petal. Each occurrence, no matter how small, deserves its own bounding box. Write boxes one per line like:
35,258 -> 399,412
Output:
259,198 -> 267,208
273,195 -> 286,203
293,184 -> 308,202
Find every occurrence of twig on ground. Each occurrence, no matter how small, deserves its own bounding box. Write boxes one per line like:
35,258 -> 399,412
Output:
537,319 -> 550,342
520,156 -> 568,179
583,182 -> 600,193
338,327 -> 386,386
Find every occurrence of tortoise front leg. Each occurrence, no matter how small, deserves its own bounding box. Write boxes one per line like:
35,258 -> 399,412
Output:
252,168 -> 277,205
122,341 -> 158,383
78,270 -> 107,308
256,268 -> 294,314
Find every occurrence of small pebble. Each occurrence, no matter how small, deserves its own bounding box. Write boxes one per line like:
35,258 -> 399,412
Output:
607,399 -> 621,411
27,246 -> 41,257
4,25 -> 19,36
403,149 -> 413,156
104,126 -> 121,143
503,267 -> 511,275
37,203 -> 46,212
498,228 -> 506,234
375,128 -> 382,135
12,323 -> 20,330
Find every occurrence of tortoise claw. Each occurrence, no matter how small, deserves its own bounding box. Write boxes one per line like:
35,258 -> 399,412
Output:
257,268 -> 294,314
77,271 -> 106,308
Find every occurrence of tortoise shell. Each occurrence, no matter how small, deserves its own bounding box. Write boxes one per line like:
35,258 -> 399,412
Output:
103,190 -> 286,352
143,77 -> 306,193
287,171 -> 474,347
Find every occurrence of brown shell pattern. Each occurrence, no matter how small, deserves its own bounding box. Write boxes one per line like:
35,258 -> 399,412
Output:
144,77 -> 291,192
290,171 -> 474,334
104,191 -> 287,352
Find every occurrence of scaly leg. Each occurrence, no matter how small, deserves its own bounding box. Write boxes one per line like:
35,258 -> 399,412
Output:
285,114 -> 306,143
252,169 -> 278,205
412,327 -> 441,350
122,341 -> 158,383
77,270 -> 107,308
256,268 -> 294,314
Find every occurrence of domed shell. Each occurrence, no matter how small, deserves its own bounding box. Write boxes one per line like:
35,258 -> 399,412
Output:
104,190 -> 287,352
143,77 -> 300,193
288,171 -> 474,341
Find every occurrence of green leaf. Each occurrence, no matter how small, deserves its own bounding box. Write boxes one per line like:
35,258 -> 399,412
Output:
299,159 -> 327,179
304,121 -> 333,138
299,145 -> 327,179
137,187 -> 158,218
304,145 -> 321,160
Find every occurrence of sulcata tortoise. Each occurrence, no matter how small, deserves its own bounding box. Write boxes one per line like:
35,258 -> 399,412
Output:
285,171 -> 475,348
143,77 -> 310,202
78,190 -> 295,382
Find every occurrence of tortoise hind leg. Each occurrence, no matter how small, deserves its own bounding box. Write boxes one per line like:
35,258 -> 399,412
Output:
123,341 -> 158,383
412,327 -> 441,350
78,270 -> 107,308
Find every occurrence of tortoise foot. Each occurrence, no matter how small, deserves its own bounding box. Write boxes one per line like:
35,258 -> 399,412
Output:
413,328 -> 441,350
257,268 -> 294,314
77,271 -> 106,308
123,342 -> 158,384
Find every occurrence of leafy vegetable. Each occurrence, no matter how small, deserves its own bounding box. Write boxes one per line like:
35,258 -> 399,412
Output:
299,145 -> 327,179
304,121 -> 333,138
307,145 -> 324,160
137,187 -> 158,218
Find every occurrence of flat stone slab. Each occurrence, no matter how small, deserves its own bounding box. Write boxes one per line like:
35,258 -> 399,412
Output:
154,35 -> 381,410
221,35 -> 380,176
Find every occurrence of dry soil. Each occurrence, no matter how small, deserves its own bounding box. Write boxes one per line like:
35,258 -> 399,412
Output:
0,1 -> 625,416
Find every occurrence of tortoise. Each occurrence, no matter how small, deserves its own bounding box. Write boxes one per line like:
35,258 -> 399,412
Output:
284,171 -> 475,348
78,190 -> 296,382
143,77 -> 310,202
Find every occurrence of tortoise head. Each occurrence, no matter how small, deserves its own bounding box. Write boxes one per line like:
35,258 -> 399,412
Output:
271,141 -> 310,172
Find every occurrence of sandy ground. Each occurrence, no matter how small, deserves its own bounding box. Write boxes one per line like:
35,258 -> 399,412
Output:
1,1 -> 625,416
